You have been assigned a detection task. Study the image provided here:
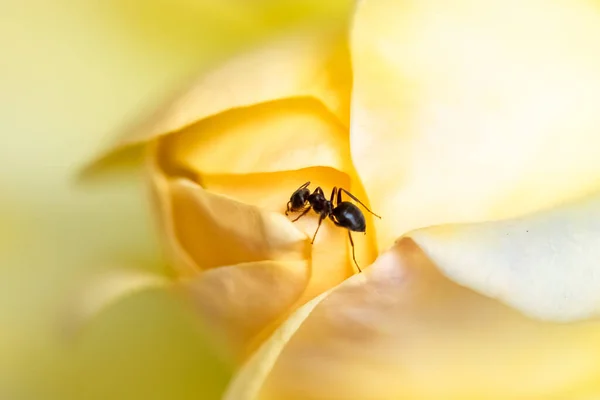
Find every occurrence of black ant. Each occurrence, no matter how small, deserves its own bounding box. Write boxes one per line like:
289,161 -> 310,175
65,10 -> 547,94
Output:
285,181 -> 381,273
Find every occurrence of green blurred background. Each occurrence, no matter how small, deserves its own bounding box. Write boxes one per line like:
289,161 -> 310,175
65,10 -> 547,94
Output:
0,1 -> 351,399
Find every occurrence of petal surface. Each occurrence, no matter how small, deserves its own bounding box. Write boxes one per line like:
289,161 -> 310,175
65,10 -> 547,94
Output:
152,175 -> 307,273
350,0 -> 600,249
177,259 -> 309,362
227,239 -> 600,400
408,190 -> 600,322
157,97 -> 351,176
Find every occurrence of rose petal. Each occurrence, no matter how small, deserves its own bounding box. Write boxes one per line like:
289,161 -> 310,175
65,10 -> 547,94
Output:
153,175 -> 307,274
223,289 -> 334,400
176,259 -> 309,362
104,24 -> 352,155
226,240 -> 600,400
350,0 -> 600,249
157,97 -> 351,176
407,190 -> 600,322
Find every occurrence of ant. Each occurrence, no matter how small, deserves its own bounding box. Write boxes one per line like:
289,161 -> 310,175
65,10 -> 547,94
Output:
285,181 -> 381,273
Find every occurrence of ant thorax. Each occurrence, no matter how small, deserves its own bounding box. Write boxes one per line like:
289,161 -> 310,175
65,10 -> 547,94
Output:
308,193 -> 330,214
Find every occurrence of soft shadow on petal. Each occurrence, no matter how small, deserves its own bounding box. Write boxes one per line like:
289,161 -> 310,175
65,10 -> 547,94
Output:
157,97 -> 351,176
350,0 -> 600,249
228,240 -> 600,400
92,23 -> 352,164
176,259 -> 309,362
408,189 -> 600,322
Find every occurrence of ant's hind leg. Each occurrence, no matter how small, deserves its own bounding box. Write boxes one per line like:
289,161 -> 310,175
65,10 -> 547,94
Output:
339,188 -> 381,219
348,231 -> 362,273
330,187 -> 338,205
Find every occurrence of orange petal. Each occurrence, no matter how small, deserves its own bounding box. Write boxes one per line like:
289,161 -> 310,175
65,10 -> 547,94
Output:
226,240 -> 600,400
349,0 -> 600,250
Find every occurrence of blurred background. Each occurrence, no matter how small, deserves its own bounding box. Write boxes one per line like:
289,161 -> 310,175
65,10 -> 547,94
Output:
0,1 -> 351,399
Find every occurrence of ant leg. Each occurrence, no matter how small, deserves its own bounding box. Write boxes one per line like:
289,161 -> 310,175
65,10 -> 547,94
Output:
311,214 -> 326,244
348,231 -> 362,273
285,201 -> 292,216
292,181 -> 311,195
330,187 -> 338,205
291,206 -> 311,222
339,188 -> 381,219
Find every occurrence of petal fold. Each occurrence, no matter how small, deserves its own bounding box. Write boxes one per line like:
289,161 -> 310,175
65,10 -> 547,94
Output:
155,176 -> 307,272
177,259 -> 311,362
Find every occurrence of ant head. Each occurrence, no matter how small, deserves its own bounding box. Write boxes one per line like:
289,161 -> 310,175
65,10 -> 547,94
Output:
290,187 -> 310,208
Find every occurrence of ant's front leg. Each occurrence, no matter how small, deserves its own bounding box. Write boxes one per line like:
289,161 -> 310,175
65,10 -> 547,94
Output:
285,201 -> 292,216
291,206 -> 311,222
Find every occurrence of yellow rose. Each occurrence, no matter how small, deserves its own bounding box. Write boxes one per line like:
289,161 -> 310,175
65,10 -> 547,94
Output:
82,0 -> 600,399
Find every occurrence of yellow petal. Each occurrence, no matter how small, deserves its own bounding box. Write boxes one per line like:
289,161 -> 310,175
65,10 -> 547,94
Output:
227,240 -> 600,400
176,259 -> 309,362
102,23 -> 352,157
157,97 -> 351,176
408,190 -> 600,322
350,0 -> 600,250
152,174 -> 307,274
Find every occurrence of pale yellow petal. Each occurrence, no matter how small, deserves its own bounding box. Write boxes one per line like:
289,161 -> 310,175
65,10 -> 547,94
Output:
102,23 -> 352,158
176,259 -> 309,362
407,190 -> 600,322
228,240 -> 600,400
350,0 -> 600,249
